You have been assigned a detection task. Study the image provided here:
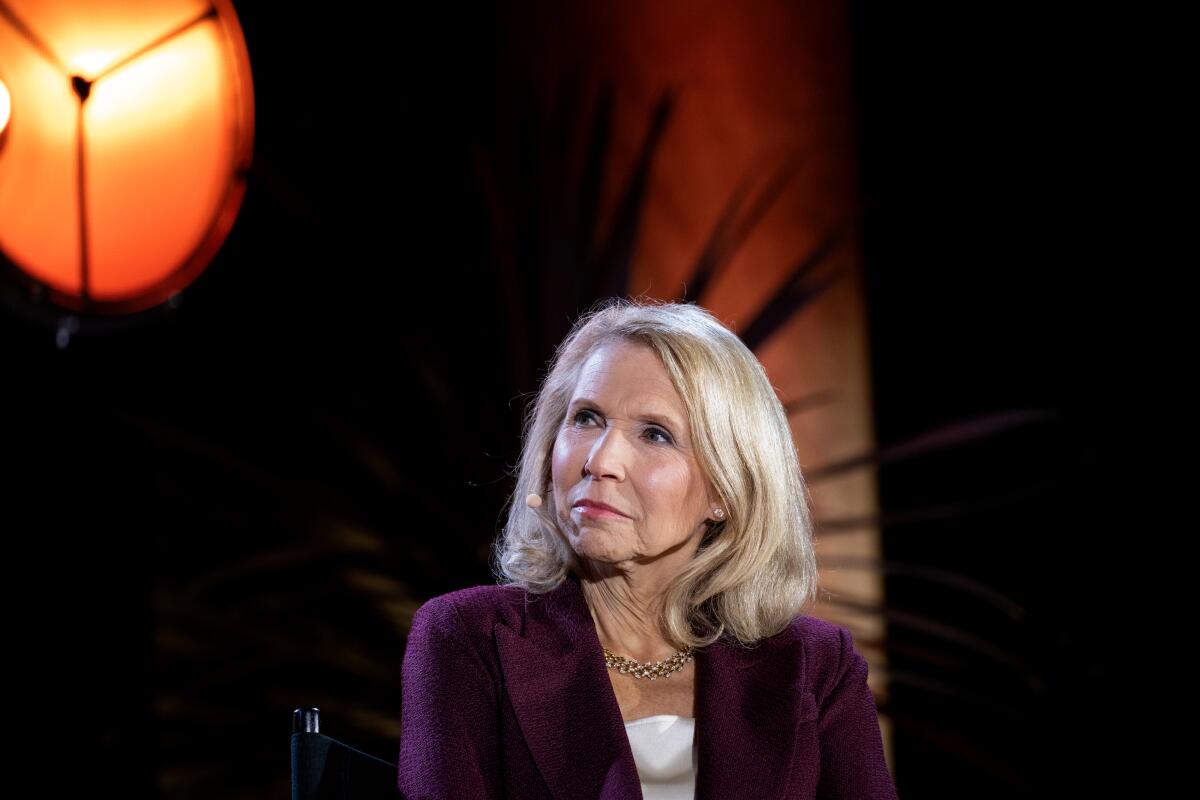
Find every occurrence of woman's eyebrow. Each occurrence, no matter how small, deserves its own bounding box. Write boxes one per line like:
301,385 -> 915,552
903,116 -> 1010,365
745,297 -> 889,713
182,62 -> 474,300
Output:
640,411 -> 681,431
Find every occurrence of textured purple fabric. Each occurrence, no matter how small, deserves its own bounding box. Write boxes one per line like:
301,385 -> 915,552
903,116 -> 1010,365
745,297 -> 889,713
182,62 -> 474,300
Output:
398,573 -> 898,799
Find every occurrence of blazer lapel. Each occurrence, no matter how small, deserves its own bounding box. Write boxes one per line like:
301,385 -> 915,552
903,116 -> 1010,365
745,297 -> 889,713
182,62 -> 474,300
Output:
496,575 -> 642,800
694,632 -> 816,800
497,574 -> 813,800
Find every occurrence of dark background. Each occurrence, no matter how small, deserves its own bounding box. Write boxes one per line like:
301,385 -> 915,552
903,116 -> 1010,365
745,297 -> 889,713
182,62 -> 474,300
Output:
2,1 -> 1133,797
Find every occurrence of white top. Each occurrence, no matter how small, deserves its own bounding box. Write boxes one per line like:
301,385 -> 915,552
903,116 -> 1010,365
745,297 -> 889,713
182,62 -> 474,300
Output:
623,714 -> 698,800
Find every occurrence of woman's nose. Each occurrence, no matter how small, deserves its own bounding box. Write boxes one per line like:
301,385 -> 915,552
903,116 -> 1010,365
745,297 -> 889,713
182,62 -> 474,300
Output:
583,426 -> 628,480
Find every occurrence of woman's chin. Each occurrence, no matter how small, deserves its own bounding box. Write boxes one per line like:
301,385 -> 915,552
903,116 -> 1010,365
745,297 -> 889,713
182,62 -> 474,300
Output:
569,529 -> 632,565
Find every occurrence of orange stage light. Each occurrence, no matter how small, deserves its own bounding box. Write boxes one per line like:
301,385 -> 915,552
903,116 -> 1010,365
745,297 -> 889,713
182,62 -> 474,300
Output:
0,77 -> 10,140
0,0 -> 254,315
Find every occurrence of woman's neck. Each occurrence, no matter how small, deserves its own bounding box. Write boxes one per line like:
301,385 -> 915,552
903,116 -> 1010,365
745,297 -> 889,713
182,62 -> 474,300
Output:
578,569 -> 675,663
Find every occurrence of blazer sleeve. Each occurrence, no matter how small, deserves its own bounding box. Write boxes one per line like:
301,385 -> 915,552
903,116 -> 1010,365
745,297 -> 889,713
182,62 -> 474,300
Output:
398,596 -> 503,800
815,626 -> 899,800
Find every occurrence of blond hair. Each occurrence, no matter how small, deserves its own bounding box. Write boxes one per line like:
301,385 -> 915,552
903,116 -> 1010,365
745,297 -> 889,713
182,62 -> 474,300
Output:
492,297 -> 818,648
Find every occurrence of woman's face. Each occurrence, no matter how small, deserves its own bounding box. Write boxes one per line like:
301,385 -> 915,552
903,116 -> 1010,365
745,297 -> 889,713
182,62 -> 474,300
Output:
551,339 -> 718,577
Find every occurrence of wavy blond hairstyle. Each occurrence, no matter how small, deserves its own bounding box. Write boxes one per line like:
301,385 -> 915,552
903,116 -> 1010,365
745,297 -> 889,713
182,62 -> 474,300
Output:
492,297 -> 818,648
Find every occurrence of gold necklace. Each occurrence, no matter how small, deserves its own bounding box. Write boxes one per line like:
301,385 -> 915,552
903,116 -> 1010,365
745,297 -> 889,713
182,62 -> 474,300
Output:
602,645 -> 695,680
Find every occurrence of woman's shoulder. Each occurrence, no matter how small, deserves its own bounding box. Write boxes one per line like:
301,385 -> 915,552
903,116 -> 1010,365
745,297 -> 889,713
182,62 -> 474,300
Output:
722,614 -> 864,696
411,582 -> 528,632
783,613 -> 854,653
778,614 -> 870,703
737,612 -> 849,651
407,577 -> 585,655
422,582 -> 527,610
717,613 -> 850,664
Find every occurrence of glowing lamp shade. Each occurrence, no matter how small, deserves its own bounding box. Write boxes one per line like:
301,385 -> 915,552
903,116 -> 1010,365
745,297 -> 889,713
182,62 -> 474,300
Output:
0,78 -> 10,140
0,0 -> 254,314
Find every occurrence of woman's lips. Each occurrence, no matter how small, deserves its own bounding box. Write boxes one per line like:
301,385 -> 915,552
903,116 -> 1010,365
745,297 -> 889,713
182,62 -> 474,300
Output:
573,501 -> 628,519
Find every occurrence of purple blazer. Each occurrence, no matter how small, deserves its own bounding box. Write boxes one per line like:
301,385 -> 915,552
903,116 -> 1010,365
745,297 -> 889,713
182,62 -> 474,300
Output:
398,573 -> 898,799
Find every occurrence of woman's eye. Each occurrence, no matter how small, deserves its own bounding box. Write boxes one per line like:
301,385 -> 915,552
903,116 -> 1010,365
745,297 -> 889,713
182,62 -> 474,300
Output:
570,411 -> 671,444
645,427 -> 673,444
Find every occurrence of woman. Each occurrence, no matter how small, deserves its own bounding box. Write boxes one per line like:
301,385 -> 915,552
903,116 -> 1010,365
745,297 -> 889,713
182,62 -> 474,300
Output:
399,299 -> 898,800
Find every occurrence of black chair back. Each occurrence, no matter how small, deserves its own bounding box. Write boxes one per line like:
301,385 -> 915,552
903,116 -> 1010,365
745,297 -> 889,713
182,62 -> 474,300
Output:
291,708 -> 397,799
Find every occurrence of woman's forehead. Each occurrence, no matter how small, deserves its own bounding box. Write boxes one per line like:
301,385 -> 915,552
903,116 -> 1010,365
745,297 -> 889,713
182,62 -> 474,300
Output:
571,343 -> 686,424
